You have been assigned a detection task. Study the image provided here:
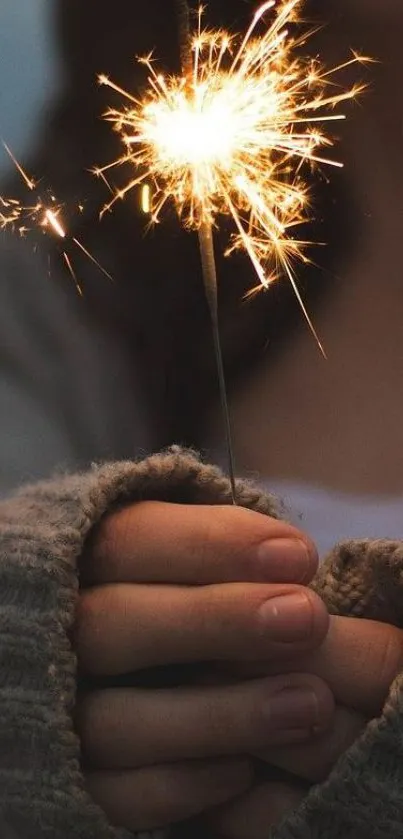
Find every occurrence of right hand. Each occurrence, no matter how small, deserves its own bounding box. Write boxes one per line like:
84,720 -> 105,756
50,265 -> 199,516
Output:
74,501 -> 333,832
205,614 -> 403,839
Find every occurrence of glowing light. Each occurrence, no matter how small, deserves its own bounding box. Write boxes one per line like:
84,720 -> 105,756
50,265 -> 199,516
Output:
0,144 -> 112,292
141,183 -> 152,214
96,0 -> 369,336
44,209 -> 66,239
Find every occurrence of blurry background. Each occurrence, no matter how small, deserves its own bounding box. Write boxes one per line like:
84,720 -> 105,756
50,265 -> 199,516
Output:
0,0 -> 62,179
1,0 -> 403,556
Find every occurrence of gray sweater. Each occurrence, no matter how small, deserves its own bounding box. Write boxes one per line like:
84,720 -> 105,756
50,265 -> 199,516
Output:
1,447 -> 403,838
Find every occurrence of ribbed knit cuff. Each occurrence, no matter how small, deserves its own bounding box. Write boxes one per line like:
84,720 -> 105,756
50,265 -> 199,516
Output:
269,538 -> 403,839
311,537 -> 403,626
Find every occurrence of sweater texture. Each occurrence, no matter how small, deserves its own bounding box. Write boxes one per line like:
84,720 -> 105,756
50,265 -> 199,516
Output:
1,447 -> 403,838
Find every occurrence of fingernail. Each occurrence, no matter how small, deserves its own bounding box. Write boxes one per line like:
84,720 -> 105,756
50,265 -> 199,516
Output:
265,687 -> 319,730
258,591 -> 314,642
257,538 -> 311,582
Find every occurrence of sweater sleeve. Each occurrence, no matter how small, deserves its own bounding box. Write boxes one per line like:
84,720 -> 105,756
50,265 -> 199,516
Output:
4,445 -> 403,839
0,447 -> 278,839
268,540 -> 403,839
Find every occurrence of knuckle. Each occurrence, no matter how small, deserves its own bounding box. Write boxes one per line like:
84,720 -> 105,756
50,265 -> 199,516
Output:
203,691 -> 241,745
74,590 -> 97,662
91,503 -> 138,572
88,517 -> 114,566
100,507 -> 131,560
75,587 -> 117,670
80,691 -> 128,768
76,588 -> 101,636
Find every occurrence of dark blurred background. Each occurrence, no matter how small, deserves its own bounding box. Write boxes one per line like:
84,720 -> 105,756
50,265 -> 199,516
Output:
1,1 -> 403,556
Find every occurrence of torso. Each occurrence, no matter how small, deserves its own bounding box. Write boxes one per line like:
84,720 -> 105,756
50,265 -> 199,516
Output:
207,10 -> 403,498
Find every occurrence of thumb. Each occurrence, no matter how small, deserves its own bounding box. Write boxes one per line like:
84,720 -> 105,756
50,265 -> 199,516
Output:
231,615 -> 403,718
285,615 -> 403,716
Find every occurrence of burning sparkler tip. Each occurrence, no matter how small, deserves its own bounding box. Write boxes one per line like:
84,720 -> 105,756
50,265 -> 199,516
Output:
97,0 -> 370,347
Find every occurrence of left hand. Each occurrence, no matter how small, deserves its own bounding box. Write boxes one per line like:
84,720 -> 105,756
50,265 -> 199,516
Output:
75,500 -> 332,832
205,614 -> 403,838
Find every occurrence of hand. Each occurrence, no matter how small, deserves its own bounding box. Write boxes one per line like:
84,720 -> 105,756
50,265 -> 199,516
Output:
74,500 -> 333,832
206,615 -> 403,839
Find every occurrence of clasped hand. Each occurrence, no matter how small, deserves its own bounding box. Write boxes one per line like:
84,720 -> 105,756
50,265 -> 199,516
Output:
73,502 -> 403,836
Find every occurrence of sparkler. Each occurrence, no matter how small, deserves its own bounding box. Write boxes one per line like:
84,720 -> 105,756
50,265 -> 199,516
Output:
96,0 -> 368,499
0,144 -> 112,293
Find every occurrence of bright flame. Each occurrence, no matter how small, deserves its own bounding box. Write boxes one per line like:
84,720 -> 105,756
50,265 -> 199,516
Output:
97,0 -> 369,304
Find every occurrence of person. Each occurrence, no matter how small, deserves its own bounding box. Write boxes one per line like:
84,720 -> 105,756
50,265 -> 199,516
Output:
2,1 -> 403,837
2,0 -> 403,552
1,447 -> 403,839
0,0 -> 348,496
206,0 -> 403,555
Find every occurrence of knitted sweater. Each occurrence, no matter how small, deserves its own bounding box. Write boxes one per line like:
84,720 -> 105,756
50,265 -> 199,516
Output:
1,448 -> 403,839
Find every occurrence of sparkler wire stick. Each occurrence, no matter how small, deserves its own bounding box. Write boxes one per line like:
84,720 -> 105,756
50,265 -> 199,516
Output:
199,220 -> 237,502
175,0 -> 237,503
175,0 -> 192,76
97,1 -> 369,502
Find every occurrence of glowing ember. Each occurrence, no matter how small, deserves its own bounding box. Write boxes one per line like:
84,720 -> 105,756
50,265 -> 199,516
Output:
0,144 -> 112,292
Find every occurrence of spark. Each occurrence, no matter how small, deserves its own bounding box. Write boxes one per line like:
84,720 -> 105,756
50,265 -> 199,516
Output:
141,183 -> 152,214
45,209 -> 66,239
97,0 -> 369,346
0,144 -> 113,292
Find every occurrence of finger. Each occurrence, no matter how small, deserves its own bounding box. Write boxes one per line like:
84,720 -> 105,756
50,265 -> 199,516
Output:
206,782 -> 305,839
222,616 -> 403,718
83,501 -> 317,586
76,583 -> 329,674
77,675 -> 334,769
85,759 -> 252,832
257,706 -> 366,783
299,617 -> 403,715
261,616 -> 403,717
